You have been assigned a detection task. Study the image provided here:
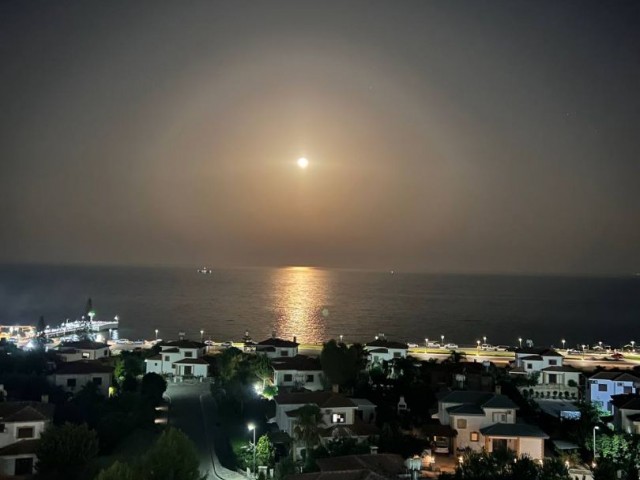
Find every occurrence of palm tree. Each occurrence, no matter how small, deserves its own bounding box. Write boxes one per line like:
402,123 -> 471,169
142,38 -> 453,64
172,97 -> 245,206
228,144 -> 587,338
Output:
292,404 -> 323,457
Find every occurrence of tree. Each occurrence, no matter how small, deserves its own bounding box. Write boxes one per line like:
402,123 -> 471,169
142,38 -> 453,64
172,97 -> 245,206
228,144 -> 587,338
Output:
320,340 -> 365,389
114,351 -> 145,382
251,354 -> 273,388
141,427 -> 206,480
36,423 -> 99,476
141,372 -> 167,405
449,451 -> 571,480
256,434 -> 275,467
94,461 -> 137,480
293,404 -> 323,453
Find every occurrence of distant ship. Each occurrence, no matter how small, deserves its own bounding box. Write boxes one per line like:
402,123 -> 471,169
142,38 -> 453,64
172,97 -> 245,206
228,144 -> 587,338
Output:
197,267 -> 212,274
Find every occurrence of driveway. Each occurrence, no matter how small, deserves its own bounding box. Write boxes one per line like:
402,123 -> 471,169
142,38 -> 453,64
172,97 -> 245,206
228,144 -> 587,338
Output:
164,381 -> 246,480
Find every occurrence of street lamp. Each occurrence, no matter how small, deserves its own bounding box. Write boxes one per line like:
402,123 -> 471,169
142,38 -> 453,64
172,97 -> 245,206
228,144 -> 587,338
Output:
518,337 -> 522,348
200,330 -> 204,342
248,423 -> 256,477
582,344 -> 586,359
593,426 -> 600,462
155,329 -> 159,340
425,338 -> 428,353
339,334 -> 344,343
483,336 -> 487,345
562,339 -> 566,350
476,340 -> 480,356
631,340 -> 636,352
441,335 -> 445,346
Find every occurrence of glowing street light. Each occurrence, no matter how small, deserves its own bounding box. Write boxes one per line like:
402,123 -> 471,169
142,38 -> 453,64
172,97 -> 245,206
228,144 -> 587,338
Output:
476,340 -> 480,355
339,334 -> 344,343
248,423 -> 257,477
441,335 -> 445,345
424,338 -> 428,353
155,329 -> 159,340
631,340 -> 636,351
483,336 -> 487,345
561,339 -> 566,350
200,330 -> 204,342
518,337 -> 522,348
593,426 -> 600,462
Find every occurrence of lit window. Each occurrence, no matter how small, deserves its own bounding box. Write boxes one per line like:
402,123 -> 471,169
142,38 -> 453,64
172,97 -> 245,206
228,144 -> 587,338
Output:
470,432 -> 479,442
332,413 -> 346,424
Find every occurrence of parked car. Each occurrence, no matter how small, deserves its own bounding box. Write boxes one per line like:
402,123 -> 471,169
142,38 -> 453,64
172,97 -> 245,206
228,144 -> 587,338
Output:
204,340 -> 215,346
426,341 -> 441,348
407,342 -> 419,348
444,343 -> 459,350
567,349 -> 581,355
495,345 -> 510,352
610,353 -> 624,360
220,341 -> 233,348
481,344 -> 494,351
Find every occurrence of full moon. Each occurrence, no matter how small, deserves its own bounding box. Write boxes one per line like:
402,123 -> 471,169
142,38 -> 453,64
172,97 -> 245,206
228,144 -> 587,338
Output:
297,157 -> 309,169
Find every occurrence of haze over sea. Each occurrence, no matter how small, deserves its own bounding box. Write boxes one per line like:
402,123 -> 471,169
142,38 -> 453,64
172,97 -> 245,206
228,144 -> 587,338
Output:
0,265 -> 638,348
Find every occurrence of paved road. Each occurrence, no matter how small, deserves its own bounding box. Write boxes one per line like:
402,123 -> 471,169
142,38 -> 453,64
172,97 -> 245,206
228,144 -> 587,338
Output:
164,382 -> 246,480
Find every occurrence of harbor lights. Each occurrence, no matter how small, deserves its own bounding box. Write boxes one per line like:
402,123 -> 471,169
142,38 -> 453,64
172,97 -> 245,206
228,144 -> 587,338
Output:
632,340 -> 636,352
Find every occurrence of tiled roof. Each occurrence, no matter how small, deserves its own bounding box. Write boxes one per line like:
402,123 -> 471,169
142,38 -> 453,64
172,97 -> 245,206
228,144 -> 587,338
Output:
591,371 -> 640,382
0,439 -> 40,456
439,390 -> 518,411
258,337 -> 299,348
480,423 -> 549,439
173,358 -> 209,365
365,339 -> 408,349
162,339 -> 205,349
60,340 -> 108,350
53,360 -> 113,375
146,354 -> 162,360
447,404 -> 484,415
160,347 -> 180,353
272,355 -> 322,371
519,355 -> 543,361
275,391 -> 357,408
0,402 -> 54,423
367,348 -> 388,354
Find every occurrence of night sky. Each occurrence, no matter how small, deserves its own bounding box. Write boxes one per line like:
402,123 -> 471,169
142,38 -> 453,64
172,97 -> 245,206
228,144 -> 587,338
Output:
1,1 -> 639,274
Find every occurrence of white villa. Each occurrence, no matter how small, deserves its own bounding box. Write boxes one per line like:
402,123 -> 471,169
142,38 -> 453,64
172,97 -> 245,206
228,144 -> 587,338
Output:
57,340 -> 110,360
611,395 -> 640,434
435,390 -> 548,460
364,336 -> 408,367
257,336 -> 299,358
0,401 -> 54,477
274,391 -> 379,457
510,348 -> 581,400
49,360 -> 114,396
588,372 -> 640,415
145,339 -> 209,379
272,355 -> 324,391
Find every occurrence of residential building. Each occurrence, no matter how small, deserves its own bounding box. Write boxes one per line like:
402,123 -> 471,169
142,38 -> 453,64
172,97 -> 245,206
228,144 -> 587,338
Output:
0,401 -> 54,476
364,337 -> 408,367
272,355 -> 324,391
611,394 -> 640,433
48,360 -> 114,396
257,336 -> 299,358
588,372 -> 640,415
435,390 -> 548,460
273,391 -> 378,456
510,348 -> 581,400
57,340 -> 110,360
144,339 -> 209,378
287,453 -> 405,480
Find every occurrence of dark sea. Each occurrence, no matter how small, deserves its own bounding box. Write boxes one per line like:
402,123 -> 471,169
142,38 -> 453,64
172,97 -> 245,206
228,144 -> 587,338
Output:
0,265 -> 638,349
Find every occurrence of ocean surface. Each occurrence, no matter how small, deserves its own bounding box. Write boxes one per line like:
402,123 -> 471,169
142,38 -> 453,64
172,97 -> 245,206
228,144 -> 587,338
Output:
0,265 -> 638,348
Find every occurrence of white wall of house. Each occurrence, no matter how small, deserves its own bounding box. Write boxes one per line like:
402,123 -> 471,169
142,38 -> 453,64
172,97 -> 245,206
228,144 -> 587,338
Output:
541,370 -> 581,387
174,363 -> 208,377
518,437 -> 544,459
261,346 -> 299,359
0,421 -> 46,448
52,372 -> 112,396
145,359 -> 164,375
515,353 -> 563,371
450,414 -> 486,451
589,379 -> 637,414
365,347 -> 407,364
273,370 -> 324,391
74,347 -> 110,360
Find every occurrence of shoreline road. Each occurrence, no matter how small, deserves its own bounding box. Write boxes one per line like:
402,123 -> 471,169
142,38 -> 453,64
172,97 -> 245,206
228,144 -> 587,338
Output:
164,382 -> 246,480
